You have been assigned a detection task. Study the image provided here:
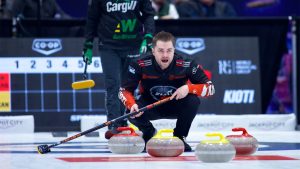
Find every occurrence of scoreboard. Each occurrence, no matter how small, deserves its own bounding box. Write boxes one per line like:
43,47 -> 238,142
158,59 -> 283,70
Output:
0,37 -> 262,131
0,57 -> 103,113
0,38 -> 106,131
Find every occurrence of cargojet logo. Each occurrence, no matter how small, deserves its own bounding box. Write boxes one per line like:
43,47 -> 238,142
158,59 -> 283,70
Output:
223,89 -> 255,104
32,39 -> 62,55
107,0 -> 137,13
175,38 -> 205,55
218,60 -> 257,75
150,86 -> 177,100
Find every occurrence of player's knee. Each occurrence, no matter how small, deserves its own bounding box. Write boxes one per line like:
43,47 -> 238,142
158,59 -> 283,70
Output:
185,95 -> 200,106
183,95 -> 200,114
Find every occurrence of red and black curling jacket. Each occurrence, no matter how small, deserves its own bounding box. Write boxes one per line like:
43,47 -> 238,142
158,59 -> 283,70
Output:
119,53 -> 211,109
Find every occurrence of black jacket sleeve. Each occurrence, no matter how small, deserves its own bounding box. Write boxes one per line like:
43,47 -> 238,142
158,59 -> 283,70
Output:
187,59 -> 209,84
85,0 -> 101,42
121,60 -> 142,93
11,0 -> 25,17
140,0 -> 155,35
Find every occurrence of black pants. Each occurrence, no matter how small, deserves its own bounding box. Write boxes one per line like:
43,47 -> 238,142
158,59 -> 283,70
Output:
129,94 -> 200,138
99,48 -> 139,129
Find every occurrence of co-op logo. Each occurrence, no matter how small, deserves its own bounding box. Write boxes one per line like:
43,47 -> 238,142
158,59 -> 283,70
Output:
32,39 -> 62,55
175,38 -> 205,55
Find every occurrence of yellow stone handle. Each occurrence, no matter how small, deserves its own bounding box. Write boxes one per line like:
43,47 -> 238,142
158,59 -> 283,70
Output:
201,132 -> 229,144
153,129 -> 175,139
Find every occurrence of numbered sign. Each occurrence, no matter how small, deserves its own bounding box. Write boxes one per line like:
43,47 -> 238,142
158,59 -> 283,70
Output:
0,57 -> 102,73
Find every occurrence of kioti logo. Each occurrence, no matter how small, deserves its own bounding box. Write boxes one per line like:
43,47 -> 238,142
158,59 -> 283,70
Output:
175,38 -> 205,55
223,89 -> 255,104
32,39 -> 62,55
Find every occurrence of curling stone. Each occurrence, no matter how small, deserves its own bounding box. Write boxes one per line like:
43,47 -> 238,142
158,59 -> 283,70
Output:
195,133 -> 236,163
146,129 -> 184,157
226,127 -> 258,155
108,127 -> 145,154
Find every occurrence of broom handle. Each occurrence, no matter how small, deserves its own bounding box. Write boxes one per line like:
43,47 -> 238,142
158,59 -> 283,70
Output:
83,58 -> 88,79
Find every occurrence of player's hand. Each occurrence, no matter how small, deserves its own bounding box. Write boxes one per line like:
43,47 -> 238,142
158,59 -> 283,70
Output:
130,104 -> 144,118
139,34 -> 153,54
82,41 -> 93,65
201,81 -> 215,97
170,85 -> 189,100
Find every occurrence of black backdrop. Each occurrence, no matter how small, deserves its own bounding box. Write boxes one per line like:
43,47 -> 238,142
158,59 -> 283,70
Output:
155,19 -> 288,115
0,18 -> 290,131
296,17 -> 300,127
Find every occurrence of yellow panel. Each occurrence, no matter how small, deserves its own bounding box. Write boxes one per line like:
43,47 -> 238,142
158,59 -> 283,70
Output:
0,92 -> 11,112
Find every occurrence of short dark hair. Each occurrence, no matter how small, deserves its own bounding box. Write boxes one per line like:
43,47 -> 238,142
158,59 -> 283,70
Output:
152,31 -> 175,47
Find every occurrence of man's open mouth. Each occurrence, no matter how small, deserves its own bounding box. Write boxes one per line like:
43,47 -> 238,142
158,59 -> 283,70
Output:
161,59 -> 168,63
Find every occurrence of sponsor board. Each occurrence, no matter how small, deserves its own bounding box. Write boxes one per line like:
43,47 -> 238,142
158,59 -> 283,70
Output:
190,114 -> 296,132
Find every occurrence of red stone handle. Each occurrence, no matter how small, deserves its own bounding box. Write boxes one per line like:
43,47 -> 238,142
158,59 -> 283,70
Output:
116,127 -> 138,136
232,127 -> 252,137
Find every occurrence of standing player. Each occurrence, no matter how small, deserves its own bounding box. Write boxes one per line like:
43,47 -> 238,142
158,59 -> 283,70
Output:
82,0 -> 155,136
119,31 -> 215,151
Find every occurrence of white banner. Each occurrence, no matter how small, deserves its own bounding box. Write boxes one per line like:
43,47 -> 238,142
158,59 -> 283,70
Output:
150,114 -> 296,131
190,114 -> 296,132
80,116 -> 177,132
80,115 -> 108,133
80,114 -> 296,135
0,57 -> 102,73
0,115 -> 34,133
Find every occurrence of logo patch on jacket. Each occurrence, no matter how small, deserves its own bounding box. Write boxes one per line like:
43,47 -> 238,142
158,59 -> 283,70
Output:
150,86 -> 177,100
113,19 -> 137,39
106,0 -> 137,13
128,65 -> 135,74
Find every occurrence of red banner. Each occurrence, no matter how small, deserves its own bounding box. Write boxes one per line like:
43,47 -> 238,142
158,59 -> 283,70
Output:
0,73 -> 10,91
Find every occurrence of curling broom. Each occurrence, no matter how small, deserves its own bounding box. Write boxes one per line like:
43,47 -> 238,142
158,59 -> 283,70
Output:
71,58 -> 95,90
37,97 -> 171,154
